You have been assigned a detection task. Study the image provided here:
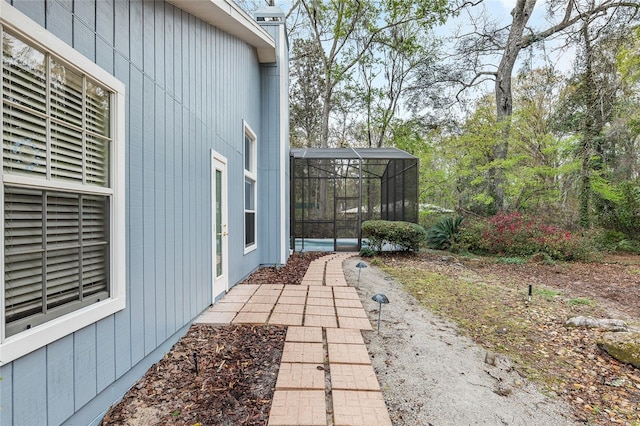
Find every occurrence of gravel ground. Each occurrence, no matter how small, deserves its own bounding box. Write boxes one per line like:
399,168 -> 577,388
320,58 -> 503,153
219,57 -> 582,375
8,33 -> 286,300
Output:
343,256 -> 576,426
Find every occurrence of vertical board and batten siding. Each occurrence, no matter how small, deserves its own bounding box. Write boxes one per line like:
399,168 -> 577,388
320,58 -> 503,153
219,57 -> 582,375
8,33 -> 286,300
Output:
257,21 -> 288,266
0,1 -> 274,424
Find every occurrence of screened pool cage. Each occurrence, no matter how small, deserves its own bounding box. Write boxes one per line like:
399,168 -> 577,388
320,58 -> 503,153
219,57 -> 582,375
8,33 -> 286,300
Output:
290,147 -> 419,252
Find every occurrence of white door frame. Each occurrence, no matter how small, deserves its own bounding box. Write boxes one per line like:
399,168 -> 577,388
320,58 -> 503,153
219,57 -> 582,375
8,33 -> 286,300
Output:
211,150 -> 229,301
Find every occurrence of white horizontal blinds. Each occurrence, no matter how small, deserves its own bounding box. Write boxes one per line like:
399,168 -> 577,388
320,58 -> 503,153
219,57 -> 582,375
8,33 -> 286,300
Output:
1,31 -> 46,113
86,80 -> 110,137
2,31 -> 47,177
50,59 -> 83,183
51,122 -> 83,181
2,29 -> 112,186
4,187 -> 44,324
86,79 -> 110,187
86,133 -> 109,186
2,29 -> 113,336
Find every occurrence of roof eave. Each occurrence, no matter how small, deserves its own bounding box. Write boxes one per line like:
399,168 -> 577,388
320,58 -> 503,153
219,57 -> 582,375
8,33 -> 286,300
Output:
167,0 -> 276,63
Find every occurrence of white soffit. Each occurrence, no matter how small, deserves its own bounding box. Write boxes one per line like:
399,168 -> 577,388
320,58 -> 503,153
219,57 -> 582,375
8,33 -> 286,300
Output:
168,0 -> 276,63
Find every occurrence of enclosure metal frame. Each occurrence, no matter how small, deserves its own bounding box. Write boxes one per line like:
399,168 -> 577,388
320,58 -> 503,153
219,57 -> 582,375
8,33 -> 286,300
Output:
290,147 -> 419,252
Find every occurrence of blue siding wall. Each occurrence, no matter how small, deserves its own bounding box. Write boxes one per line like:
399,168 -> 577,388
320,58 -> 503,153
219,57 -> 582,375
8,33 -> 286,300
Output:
258,20 -> 290,266
0,1 -> 280,424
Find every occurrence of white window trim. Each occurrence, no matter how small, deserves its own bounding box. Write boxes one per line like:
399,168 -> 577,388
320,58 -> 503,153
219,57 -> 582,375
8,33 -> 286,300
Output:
243,121 -> 257,254
0,2 -> 126,364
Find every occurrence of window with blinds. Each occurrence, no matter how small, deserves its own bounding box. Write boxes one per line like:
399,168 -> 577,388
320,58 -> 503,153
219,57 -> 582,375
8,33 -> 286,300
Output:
243,124 -> 257,250
2,29 -> 112,337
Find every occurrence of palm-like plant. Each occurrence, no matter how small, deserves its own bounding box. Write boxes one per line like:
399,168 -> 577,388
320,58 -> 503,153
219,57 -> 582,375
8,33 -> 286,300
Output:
427,216 -> 464,250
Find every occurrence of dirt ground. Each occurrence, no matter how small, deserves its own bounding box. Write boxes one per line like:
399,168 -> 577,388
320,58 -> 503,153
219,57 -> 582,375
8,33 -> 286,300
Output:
101,253 -> 320,426
349,253 -> 640,425
101,325 -> 286,426
103,252 -> 640,425
345,256 -> 576,426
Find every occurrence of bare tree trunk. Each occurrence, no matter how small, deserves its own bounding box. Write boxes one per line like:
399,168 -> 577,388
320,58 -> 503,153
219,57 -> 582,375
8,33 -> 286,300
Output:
318,80 -> 333,220
492,0 -> 537,212
320,81 -> 332,149
579,15 -> 606,228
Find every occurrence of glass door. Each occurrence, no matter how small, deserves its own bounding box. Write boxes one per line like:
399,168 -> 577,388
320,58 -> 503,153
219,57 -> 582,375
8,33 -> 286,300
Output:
212,151 -> 228,300
334,196 -> 361,251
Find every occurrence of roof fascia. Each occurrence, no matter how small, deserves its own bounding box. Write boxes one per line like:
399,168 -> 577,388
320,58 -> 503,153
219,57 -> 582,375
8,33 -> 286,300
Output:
167,0 -> 276,63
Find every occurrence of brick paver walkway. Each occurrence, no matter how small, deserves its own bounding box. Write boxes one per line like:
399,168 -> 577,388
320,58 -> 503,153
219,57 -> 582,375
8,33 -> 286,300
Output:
195,253 -> 392,426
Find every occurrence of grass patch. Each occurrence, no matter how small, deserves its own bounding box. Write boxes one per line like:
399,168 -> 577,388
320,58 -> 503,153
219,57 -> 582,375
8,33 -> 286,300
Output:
377,261 -> 589,398
369,258 -> 383,267
568,297 -> 593,306
374,255 -> 640,425
379,265 -> 555,376
532,287 -> 561,301
497,257 -> 528,265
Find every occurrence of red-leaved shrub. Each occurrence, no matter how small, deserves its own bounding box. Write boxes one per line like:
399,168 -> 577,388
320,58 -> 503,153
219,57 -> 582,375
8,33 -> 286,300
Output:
457,212 -> 593,261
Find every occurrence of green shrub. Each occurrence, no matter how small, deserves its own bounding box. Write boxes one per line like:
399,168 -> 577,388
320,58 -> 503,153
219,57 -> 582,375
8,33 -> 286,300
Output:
598,182 -> 640,239
614,239 -> 640,253
586,228 -> 640,254
497,257 -> 527,265
361,220 -> 427,252
359,246 -> 376,257
419,211 -> 450,230
426,216 -> 463,250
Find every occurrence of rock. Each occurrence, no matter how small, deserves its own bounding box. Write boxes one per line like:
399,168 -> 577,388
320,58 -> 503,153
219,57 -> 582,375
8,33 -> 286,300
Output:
598,332 -> 640,368
565,316 -> 628,332
494,383 -> 512,396
484,351 -> 496,366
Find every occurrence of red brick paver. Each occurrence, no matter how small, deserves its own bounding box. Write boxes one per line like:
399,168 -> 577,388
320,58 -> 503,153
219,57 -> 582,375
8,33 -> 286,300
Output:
281,342 -> 324,363
304,314 -> 338,328
332,390 -> 392,426
193,311 -> 235,325
326,328 -> 365,345
330,363 -> 380,391
232,311 -> 270,324
269,313 -> 303,326
268,390 -> 327,426
195,253 -> 391,425
286,326 -> 323,343
276,363 -> 325,390
328,343 -> 371,364
337,316 -> 373,330
273,304 -> 305,315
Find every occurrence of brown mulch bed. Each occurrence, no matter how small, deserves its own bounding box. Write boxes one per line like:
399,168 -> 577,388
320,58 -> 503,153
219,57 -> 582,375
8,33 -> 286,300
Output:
102,253 -> 323,426
240,251 -> 327,284
102,250 -> 640,425
101,324 -> 286,426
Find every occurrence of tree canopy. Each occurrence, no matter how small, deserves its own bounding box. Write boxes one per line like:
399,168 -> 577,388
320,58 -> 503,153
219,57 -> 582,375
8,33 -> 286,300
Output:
240,0 -> 640,238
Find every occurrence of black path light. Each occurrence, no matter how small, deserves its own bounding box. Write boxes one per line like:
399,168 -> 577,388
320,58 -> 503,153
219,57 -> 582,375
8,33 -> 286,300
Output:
355,261 -> 368,288
371,293 -> 389,332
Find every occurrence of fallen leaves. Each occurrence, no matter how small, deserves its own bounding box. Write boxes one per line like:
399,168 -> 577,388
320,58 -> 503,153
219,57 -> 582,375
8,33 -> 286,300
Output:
380,252 -> 640,425
240,252 -> 326,285
101,325 -> 286,426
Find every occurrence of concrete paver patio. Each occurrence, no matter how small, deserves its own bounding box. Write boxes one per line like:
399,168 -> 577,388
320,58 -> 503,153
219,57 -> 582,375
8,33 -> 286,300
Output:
195,253 -> 392,426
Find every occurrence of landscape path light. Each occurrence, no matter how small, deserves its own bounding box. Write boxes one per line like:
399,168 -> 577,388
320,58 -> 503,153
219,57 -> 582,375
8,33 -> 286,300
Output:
371,293 -> 389,332
355,261 -> 368,288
